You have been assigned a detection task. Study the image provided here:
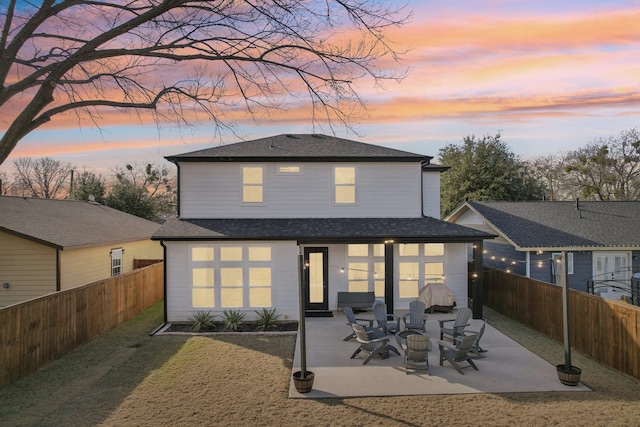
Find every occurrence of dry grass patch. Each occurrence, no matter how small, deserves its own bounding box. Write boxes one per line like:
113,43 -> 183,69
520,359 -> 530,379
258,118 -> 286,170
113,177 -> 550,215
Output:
0,304 -> 639,426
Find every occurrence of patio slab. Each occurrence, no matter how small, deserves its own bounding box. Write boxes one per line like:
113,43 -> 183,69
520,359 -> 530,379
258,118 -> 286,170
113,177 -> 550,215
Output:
290,309 -> 590,398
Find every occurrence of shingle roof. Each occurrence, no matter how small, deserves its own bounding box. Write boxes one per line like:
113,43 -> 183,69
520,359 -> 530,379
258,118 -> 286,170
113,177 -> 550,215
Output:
153,217 -> 495,242
0,196 -> 161,250
464,200 -> 640,249
165,134 -> 431,163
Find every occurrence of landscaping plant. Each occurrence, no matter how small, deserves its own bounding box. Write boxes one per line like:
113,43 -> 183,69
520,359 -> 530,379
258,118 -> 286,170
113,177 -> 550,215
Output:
222,309 -> 246,332
254,308 -> 281,331
188,311 -> 218,332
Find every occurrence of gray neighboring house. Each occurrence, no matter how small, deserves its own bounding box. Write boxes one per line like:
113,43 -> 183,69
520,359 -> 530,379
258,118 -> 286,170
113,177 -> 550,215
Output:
446,200 -> 640,302
153,134 -> 496,322
0,196 -> 163,308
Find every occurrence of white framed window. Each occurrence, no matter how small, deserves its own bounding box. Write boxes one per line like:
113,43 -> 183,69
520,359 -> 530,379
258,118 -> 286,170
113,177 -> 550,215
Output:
553,252 -> 574,275
398,243 -> 446,299
241,165 -> 264,203
425,243 -> 444,256
399,243 -> 419,257
110,248 -> 123,277
425,262 -> 444,283
189,244 -> 273,309
399,262 -> 419,298
334,165 -> 356,204
346,243 -> 385,297
276,164 -> 302,175
190,245 -> 215,308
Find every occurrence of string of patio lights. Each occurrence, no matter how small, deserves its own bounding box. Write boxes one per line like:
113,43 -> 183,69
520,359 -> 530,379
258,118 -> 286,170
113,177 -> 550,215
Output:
309,247 -> 561,280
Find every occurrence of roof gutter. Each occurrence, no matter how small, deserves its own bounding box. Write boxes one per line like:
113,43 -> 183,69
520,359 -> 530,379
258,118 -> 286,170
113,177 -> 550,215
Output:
150,241 -> 168,336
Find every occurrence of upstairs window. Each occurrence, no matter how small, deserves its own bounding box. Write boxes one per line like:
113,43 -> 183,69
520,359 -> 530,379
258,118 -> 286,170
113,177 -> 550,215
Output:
110,248 -> 123,277
276,164 -> 302,175
334,166 -> 356,204
242,165 -> 264,203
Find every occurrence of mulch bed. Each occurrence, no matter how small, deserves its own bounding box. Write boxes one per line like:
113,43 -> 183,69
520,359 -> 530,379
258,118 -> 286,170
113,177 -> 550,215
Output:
165,321 -> 298,333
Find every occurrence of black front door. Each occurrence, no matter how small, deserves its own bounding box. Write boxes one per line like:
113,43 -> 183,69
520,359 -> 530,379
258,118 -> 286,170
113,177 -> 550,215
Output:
304,247 -> 329,312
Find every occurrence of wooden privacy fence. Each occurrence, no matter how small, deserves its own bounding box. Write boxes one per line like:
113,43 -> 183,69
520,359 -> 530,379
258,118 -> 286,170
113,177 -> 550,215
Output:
0,262 -> 164,388
483,268 -> 640,380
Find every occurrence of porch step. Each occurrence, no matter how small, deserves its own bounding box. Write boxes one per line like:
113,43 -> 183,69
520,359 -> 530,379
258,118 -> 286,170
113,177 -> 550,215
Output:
305,310 -> 333,318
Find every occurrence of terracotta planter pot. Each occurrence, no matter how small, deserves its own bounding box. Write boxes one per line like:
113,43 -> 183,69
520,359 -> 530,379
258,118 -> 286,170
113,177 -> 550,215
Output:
556,364 -> 581,386
292,370 -> 314,393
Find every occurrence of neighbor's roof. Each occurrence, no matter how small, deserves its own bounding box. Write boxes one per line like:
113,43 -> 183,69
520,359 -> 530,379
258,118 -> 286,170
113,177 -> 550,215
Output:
165,134 -> 433,163
0,196 -> 161,250
448,200 -> 640,250
152,217 -> 495,243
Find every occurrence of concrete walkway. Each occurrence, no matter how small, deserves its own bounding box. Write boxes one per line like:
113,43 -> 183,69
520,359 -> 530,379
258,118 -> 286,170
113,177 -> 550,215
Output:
290,309 -> 590,398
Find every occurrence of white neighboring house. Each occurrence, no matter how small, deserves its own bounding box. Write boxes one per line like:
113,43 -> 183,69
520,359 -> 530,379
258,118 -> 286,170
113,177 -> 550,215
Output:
0,196 -> 163,308
153,134 -> 494,322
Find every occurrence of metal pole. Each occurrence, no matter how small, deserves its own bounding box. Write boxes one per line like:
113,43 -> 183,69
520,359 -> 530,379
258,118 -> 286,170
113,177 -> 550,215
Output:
560,252 -> 572,368
298,249 -> 307,377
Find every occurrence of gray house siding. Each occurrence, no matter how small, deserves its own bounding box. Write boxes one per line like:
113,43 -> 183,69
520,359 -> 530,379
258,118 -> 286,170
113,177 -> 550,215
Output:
530,251 -> 591,292
480,242 -> 526,276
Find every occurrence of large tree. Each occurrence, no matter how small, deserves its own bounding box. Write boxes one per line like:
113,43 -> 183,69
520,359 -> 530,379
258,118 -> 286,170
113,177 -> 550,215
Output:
105,162 -> 174,220
562,128 -> 640,201
11,156 -> 73,198
439,133 -> 546,217
69,169 -> 106,203
0,1 -> 408,165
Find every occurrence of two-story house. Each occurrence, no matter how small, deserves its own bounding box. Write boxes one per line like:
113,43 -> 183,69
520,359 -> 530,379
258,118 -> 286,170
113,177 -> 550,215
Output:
152,134 -> 494,322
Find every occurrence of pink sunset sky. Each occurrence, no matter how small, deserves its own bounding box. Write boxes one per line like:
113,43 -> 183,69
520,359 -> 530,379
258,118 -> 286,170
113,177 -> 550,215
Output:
2,0 -> 640,174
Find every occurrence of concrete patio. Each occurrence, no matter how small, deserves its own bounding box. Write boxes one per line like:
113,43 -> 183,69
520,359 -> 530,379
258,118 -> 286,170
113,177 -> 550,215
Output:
289,309 -> 590,398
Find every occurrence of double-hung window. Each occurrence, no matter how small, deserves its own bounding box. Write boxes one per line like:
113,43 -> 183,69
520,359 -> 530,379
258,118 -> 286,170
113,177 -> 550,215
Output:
334,165 -> 356,204
110,248 -> 123,277
242,165 -> 264,203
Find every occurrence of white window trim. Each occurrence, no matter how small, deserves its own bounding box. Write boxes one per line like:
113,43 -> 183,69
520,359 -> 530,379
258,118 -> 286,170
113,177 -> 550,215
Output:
189,244 -> 273,309
110,248 -> 123,277
276,163 -> 303,175
396,244 -> 446,299
553,252 -> 574,275
345,243 -> 385,296
333,164 -> 357,206
240,164 -> 266,205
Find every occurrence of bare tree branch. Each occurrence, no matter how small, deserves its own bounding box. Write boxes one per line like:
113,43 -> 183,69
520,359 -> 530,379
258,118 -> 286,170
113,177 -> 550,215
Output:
0,0 -> 410,164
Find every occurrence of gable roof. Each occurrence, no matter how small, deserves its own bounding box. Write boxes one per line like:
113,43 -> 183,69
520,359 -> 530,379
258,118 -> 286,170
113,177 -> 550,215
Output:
165,134 -> 432,163
448,200 -> 640,250
153,217 -> 495,243
0,196 -> 161,250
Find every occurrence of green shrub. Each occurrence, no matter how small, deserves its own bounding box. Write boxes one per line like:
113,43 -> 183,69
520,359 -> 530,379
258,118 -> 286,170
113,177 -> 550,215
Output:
254,308 -> 281,331
222,309 -> 246,332
188,311 -> 217,332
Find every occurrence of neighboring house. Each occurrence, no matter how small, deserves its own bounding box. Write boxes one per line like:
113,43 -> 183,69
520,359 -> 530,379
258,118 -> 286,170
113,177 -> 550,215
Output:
0,196 -> 163,308
152,134 -> 495,322
446,200 -> 640,302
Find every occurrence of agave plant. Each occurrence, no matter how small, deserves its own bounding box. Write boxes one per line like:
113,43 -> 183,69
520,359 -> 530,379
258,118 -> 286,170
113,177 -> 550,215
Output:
222,309 -> 246,332
254,308 -> 281,331
188,311 -> 217,332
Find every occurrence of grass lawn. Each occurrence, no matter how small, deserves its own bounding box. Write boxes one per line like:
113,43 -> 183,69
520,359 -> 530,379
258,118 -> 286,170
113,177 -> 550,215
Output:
0,302 -> 639,426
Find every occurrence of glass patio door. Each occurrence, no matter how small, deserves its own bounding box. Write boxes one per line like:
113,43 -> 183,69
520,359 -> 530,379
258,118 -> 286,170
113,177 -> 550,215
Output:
304,247 -> 328,313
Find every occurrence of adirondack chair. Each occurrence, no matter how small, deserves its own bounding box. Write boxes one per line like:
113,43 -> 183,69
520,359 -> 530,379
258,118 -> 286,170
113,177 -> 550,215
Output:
404,333 -> 430,374
372,300 -> 400,335
402,300 -> 427,332
438,307 -> 472,341
350,324 -> 400,365
458,318 -> 488,358
438,333 -> 479,374
343,306 -> 376,341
